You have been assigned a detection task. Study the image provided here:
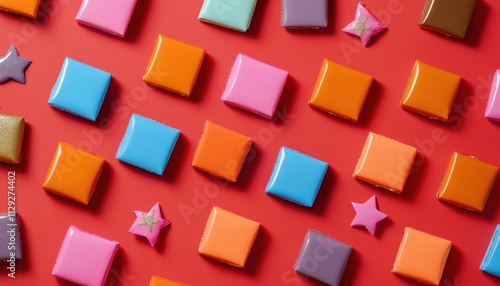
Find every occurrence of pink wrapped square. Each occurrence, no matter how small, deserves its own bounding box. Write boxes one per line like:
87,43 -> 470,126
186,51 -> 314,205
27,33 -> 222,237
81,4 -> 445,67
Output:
75,0 -> 137,37
485,70 -> 500,121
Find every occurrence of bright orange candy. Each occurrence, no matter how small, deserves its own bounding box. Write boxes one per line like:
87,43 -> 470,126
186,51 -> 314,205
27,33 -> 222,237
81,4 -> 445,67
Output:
42,142 -> 105,205
149,275 -> 187,286
198,206 -> 260,267
353,132 -> 417,194
143,34 -> 205,97
392,227 -> 452,286
437,152 -> 498,212
400,60 -> 461,121
309,59 -> 373,122
0,0 -> 40,18
192,121 -> 252,182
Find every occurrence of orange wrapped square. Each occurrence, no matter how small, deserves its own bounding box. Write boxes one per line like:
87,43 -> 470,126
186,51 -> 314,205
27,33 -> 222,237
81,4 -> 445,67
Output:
392,227 -> 452,285
143,34 -> 205,97
42,142 -> 105,205
192,121 -> 252,182
400,60 -> 461,121
198,206 -> 260,267
353,132 -> 417,194
0,0 -> 40,18
149,275 -> 187,286
309,59 -> 373,122
437,152 -> 498,212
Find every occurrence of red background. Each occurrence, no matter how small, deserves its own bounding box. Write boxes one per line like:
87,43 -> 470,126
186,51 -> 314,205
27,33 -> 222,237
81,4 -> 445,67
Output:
1,0 -> 500,285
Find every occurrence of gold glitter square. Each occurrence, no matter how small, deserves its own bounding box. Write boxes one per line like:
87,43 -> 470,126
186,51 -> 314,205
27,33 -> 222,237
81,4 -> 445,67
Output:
0,114 -> 25,164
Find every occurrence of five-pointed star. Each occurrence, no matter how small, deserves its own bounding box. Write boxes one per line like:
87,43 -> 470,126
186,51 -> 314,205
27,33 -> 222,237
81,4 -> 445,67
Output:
129,203 -> 171,246
350,195 -> 387,235
0,45 -> 32,84
350,16 -> 370,37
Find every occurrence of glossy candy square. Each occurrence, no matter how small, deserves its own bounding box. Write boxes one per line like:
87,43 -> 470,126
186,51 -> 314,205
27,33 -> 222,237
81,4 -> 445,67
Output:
485,70 -> 500,121
309,59 -> 373,122
48,57 -> 111,121
0,212 -> 22,260
392,227 -> 452,285
418,0 -> 477,39
43,142 -> 105,205
281,0 -> 328,29
480,225 -> 500,277
221,54 -> 288,119
150,275 -> 188,286
198,206 -> 260,267
353,132 -> 417,194
116,114 -> 180,175
75,0 -> 138,37
400,60 -> 461,121
143,35 -> 205,97
0,0 -> 40,18
52,225 -> 119,286
294,230 -> 352,286
0,114 -> 25,164
437,152 -> 498,212
192,121 -> 252,182
198,0 -> 257,32
265,147 -> 328,207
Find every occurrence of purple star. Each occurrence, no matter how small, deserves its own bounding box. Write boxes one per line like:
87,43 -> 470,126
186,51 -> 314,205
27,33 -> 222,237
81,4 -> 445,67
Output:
350,195 -> 387,235
0,45 -> 31,84
129,202 -> 170,246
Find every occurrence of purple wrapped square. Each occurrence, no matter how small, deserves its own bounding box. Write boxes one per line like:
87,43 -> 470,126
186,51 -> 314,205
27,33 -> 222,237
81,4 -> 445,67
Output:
0,212 -> 22,260
281,0 -> 328,29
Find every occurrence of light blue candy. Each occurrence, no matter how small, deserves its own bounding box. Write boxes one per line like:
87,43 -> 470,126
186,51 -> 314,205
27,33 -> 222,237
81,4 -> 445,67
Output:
198,0 -> 257,32
266,147 -> 328,207
48,57 -> 111,121
481,224 -> 500,277
116,114 -> 180,175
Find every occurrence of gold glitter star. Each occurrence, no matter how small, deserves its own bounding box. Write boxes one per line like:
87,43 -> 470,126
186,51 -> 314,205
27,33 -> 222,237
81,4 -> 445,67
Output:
138,209 -> 161,232
350,16 -> 370,37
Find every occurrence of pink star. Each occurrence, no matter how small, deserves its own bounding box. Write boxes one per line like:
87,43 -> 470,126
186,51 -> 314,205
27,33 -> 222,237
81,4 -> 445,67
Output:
343,3 -> 387,46
350,195 -> 387,235
129,202 -> 170,246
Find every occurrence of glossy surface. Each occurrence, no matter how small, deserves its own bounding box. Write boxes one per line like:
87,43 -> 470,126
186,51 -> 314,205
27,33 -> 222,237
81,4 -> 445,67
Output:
52,225 -> 119,286
143,35 -> 205,97
485,70 -> 500,121
221,53 -> 288,119
129,202 -> 170,247
198,206 -> 260,267
437,152 -> 498,212
198,0 -> 257,32
265,147 -> 328,207
116,114 -> 180,175
481,225 -> 500,277
0,114 -> 25,164
75,0 -> 138,37
400,60 -> 461,121
0,212 -> 22,260
48,57 -> 111,121
350,195 -> 387,235
353,132 -> 417,193
281,0 -> 328,29
419,0 -> 477,39
0,45 -> 31,84
0,0 -> 40,17
42,142 -> 105,205
309,59 -> 373,122
192,120 -> 252,182
343,3 -> 387,46
294,230 -> 352,286
392,227 -> 451,285
150,275 -> 188,286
